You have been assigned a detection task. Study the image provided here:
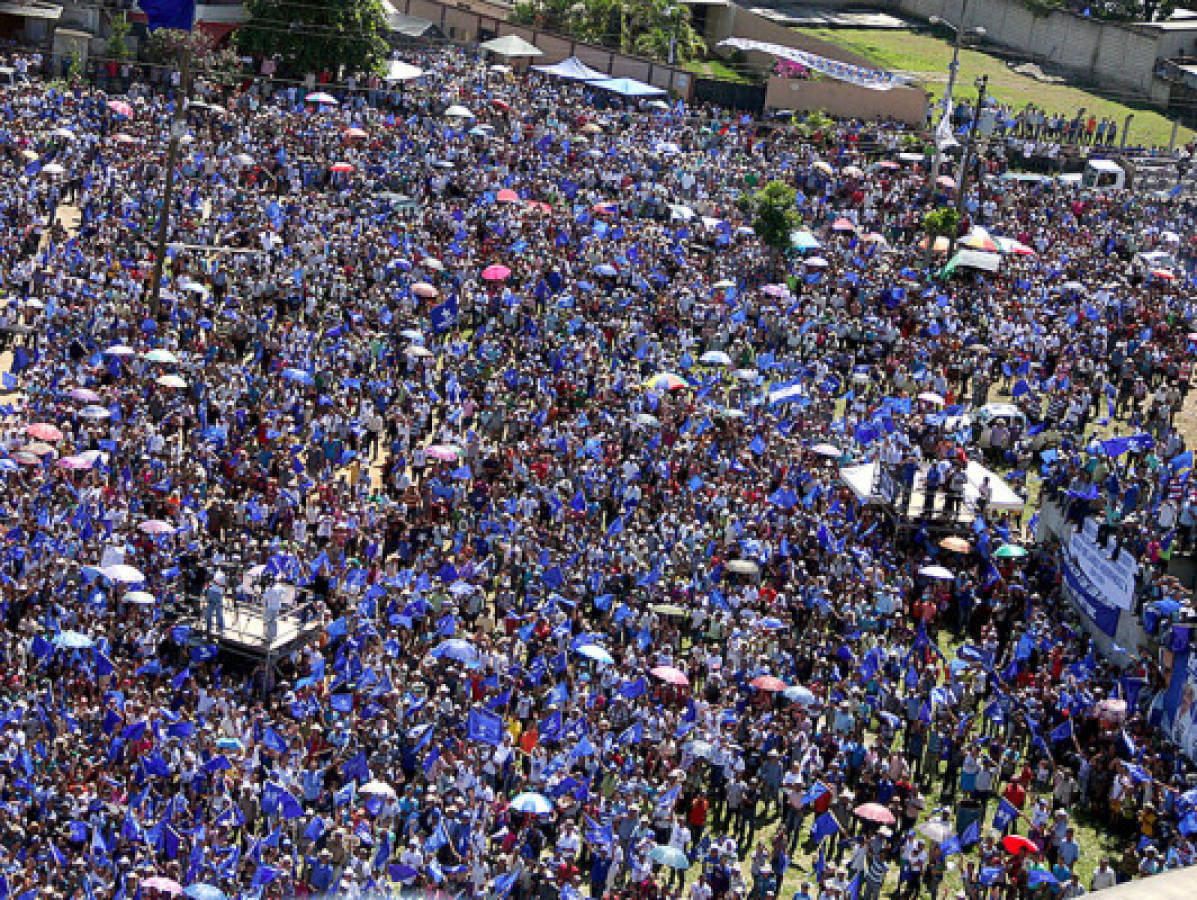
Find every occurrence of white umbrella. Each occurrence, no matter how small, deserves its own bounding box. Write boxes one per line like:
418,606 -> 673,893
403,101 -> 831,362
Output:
359,780 -> 397,800
104,564 -> 146,584
811,443 -> 841,458
41,163 -> 65,176
124,591 -> 157,605
231,153 -> 254,167
143,349 -> 179,364
384,60 -> 426,82
918,392 -> 945,405
104,345 -> 136,356
918,565 -> 954,580
699,350 -> 732,366
444,105 -> 474,120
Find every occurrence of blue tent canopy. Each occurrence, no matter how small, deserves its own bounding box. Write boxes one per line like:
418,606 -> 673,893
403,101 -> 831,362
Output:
589,77 -> 667,98
531,56 -> 608,82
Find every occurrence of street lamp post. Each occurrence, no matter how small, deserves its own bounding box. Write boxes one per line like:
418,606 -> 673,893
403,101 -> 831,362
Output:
928,2 -> 984,192
952,73 -> 989,254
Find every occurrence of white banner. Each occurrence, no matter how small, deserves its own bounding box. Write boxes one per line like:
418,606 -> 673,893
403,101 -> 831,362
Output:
717,38 -> 905,92
1067,518 -> 1138,611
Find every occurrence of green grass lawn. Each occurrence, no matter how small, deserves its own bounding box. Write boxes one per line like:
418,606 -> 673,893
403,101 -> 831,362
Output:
684,58 -> 753,84
794,27 -> 1193,150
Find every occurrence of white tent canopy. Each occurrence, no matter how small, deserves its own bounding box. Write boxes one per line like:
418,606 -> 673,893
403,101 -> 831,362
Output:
531,56 -> 608,81
479,35 -> 543,58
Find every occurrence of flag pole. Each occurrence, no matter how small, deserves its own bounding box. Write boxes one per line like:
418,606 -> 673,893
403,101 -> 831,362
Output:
148,10 -> 196,316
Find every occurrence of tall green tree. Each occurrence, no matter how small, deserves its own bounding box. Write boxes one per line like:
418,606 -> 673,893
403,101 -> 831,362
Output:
236,0 -> 389,77
744,180 -> 801,272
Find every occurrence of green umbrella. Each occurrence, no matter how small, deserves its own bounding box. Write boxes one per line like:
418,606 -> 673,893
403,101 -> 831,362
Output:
994,544 -> 1028,559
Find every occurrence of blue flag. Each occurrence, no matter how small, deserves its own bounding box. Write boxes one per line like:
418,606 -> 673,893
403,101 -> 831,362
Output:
811,811 -> 840,843
992,797 -> 1018,831
467,707 -> 504,746
138,0 -> 196,30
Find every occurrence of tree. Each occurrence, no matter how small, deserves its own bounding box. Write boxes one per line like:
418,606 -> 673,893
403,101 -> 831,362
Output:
922,206 -> 959,260
143,28 -> 244,89
512,0 -> 705,64
107,12 -> 131,61
744,180 -> 801,270
236,0 -> 389,78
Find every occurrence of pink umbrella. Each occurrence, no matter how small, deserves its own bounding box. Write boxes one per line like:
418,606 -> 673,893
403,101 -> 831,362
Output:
750,675 -> 787,692
343,127 -> 368,140
412,282 -> 439,299
650,665 -> 689,687
426,444 -> 463,461
481,265 -> 511,281
831,217 -> 856,232
26,423 -> 63,442
855,802 -> 896,825
761,284 -> 791,298
69,387 -> 102,403
138,519 -> 176,535
107,99 -> 133,117
142,877 -> 183,895
14,452 -> 40,466
496,188 -> 520,203
57,456 -> 93,471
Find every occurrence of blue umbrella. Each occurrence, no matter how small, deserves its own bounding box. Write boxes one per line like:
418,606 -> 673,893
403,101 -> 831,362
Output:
280,367 -> 314,385
757,617 -> 786,631
430,638 -> 479,664
53,630 -> 94,649
782,685 -> 817,706
594,263 -> 618,277
577,644 -> 614,665
184,886 -> 226,900
509,792 -> 553,815
649,844 -> 690,869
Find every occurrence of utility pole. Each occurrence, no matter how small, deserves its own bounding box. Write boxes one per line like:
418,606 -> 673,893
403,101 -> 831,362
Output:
149,33 -> 194,315
928,0 -> 983,193
666,4 -> 681,95
952,74 -> 988,254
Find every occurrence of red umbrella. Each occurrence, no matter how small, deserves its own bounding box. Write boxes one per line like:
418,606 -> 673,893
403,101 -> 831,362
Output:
491,98 -> 511,110
650,665 -> 689,687
749,675 -> 787,692
526,200 -> 552,214
854,802 -> 896,825
481,265 -> 511,282
496,188 -> 520,204
1002,835 -> 1039,856
329,163 -> 355,173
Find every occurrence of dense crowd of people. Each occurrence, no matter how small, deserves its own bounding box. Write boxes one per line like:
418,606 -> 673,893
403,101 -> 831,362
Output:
0,40 -> 1193,900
